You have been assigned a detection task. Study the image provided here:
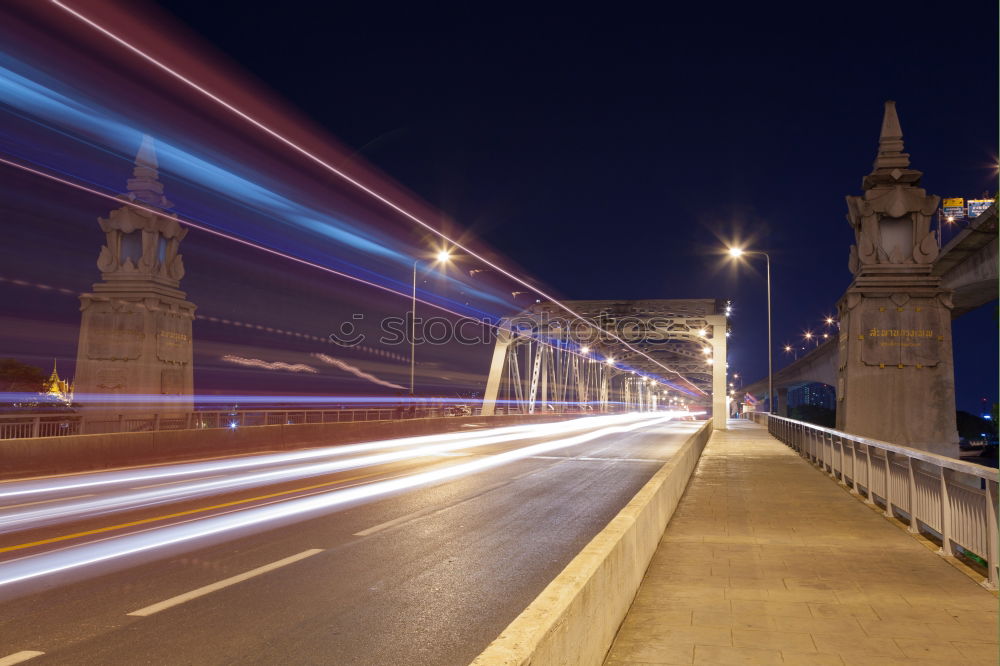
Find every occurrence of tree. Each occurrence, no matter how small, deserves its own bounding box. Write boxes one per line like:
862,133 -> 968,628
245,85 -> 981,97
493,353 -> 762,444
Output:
0,358 -> 46,394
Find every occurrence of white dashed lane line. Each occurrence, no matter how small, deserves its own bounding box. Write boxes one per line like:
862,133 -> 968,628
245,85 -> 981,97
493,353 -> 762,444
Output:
0,651 -> 44,666
127,548 -> 324,617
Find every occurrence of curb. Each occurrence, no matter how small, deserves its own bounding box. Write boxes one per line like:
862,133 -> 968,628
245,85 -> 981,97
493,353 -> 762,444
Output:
470,419 -> 714,666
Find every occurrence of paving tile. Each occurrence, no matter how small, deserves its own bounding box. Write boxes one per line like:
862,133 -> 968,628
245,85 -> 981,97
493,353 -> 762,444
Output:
730,599 -> 811,618
732,628 -> 816,652
953,641 -> 1000,663
606,638 -> 695,664
602,423 -> 999,666
806,603 -> 877,619
811,634 -> 905,658
691,611 -> 775,632
779,652 -> 844,665
693,644 -> 783,664
892,637 -> 966,660
768,615 -> 866,636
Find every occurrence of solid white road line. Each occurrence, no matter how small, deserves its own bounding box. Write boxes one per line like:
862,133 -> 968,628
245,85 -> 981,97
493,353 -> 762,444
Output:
126,548 -> 323,617
0,652 -> 44,666
0,494 -> 95,511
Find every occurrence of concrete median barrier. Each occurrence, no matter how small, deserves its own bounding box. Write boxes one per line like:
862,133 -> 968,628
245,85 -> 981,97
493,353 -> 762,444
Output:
0,413 -> 569,479
470,419 -> 713,666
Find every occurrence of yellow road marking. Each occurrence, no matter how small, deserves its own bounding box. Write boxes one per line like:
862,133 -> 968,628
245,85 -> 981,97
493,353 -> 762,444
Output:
0,468 -> 390,554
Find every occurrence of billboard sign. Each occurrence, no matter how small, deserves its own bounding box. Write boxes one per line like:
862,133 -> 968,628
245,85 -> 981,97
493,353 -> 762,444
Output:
967,199 -> 993,219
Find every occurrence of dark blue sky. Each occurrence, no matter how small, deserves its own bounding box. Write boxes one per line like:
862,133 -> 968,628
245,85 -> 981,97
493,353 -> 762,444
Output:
148,2 -> 997,411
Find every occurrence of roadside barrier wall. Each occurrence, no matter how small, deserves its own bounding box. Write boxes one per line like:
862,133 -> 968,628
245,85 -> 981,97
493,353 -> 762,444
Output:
0,413 -> 567,479
471,419 -> 713,666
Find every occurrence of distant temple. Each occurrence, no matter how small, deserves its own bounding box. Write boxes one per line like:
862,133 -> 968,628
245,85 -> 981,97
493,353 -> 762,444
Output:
41,360 -> 74,405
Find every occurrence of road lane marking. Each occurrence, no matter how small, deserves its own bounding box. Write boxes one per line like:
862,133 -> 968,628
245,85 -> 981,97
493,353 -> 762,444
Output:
353,481 -> 507,536
0,652 -> 44,666
126,549 -> 323,617
0,468 -> 395,555
0,494 -> 95,511
132,474 -> 228,490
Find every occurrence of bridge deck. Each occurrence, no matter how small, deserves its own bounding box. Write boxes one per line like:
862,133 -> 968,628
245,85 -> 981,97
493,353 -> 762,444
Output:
605,420 -> 998,665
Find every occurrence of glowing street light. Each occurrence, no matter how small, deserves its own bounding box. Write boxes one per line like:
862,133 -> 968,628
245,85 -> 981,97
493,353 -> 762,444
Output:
411,248 -> 454,394
580,345 -> 590,354
726,245 -> 773,413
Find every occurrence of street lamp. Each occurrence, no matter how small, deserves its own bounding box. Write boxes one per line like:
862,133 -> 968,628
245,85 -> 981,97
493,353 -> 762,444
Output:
410,248 -> 452,394
727,245 -> 773,413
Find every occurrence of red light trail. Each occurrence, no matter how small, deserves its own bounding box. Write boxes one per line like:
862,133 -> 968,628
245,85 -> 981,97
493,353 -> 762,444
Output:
46,0 -> 707,396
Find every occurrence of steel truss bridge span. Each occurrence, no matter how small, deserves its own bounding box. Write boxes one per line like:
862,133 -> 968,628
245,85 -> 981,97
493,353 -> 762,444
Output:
481,299 -> 729,430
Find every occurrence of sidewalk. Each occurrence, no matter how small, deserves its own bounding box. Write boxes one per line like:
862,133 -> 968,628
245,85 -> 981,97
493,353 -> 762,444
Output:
605,420 -> 999,665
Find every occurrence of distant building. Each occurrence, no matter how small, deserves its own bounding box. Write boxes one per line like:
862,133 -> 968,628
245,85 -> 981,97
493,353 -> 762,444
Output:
41,360 -> 74,405
789,382 -> 835,411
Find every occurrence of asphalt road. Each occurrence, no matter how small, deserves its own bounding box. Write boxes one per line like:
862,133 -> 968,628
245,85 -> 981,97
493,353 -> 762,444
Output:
0,414 -> 704,665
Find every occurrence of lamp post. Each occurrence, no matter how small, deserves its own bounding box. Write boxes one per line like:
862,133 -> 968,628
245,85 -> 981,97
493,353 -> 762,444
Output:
410,249 -> 452,395
727,246 -> 773,413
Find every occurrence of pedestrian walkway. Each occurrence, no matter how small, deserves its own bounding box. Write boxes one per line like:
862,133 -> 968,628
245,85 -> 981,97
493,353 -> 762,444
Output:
605,420 -> 999,665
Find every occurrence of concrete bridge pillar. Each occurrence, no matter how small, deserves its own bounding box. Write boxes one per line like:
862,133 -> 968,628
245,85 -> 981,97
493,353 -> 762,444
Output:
838,102 -> 958,457
709,315 -> 727,430
777,387 -> 788,417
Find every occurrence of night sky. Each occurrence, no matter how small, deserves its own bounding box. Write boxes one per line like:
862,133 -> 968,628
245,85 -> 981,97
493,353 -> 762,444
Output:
0,2 -> 995,411
150,2 -> 998,411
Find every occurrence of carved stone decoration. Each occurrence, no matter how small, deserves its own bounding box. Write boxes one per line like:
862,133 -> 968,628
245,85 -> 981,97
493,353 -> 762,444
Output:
836,102 -> 958,458
845,101 -> 941,276
75,136 -> 197,433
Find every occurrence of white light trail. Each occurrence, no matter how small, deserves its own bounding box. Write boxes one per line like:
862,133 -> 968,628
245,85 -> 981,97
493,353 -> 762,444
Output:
312,353 -> 405,389
0,413 -> 663,532
221,355 -> 318,373
0,413 -> 679,588
0,414 -> 654,503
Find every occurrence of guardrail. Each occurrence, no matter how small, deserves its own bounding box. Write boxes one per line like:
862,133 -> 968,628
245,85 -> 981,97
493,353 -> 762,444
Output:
0,405 -> 598,439
747,412 -> 999,589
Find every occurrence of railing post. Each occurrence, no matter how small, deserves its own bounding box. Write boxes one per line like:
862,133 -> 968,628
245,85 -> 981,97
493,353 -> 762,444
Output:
906,456 -> 919,534
986,479 -> 999,590
939,468 -> 954,556
849,439 -> 859,495
836,436 -> 847,486
827,432 -> 836,478
884,452 -> 895,519
864,444 -> 875,505
153,413 -> 161,432
31,416 -> 40,439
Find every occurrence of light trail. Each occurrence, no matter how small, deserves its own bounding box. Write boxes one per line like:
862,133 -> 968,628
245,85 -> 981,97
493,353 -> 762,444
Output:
0,413 -> 652,501
0,154 -> 700,397
46,0 -> 707,396
0,413 -> 669,532
0,412 -> 677,588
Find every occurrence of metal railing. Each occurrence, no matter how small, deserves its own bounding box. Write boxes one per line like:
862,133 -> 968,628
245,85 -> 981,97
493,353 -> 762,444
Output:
0,404 -> 603,439
747,412 -> 999,589
0,406 -> 489,439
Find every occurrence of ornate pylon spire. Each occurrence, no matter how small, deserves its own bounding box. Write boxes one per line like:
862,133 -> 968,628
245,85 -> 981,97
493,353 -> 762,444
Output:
126,135 -> 172,208
847,101 -> 940,272
873,100 -> 910,170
